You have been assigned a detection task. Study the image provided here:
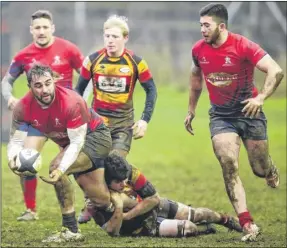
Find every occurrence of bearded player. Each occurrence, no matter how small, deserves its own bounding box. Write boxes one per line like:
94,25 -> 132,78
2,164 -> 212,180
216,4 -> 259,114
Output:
1,10 -> 84,221
184,3 -> 284,241
75,15 -> 157,222
7,64 -> 113,242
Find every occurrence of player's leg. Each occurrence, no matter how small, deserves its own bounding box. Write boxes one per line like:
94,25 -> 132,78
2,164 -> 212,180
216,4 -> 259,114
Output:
211,117 -> 260,241
158,198 -> 242,232
74,124 -> 112,210
43,125 -> 111,242
42,149 -> 85,243
78,126 -> 132,223
241,117 -> 279,188
17,126 -> 47,221
157,218 -> 216,238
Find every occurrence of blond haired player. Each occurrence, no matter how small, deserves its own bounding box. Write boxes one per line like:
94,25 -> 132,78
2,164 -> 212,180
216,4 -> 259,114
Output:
75,15 -> 157,223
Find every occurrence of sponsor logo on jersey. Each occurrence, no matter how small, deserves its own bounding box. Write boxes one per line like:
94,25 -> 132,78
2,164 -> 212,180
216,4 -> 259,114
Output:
206,72 -> 238,87
119,67 -> 130,73
98,76 -> 127,93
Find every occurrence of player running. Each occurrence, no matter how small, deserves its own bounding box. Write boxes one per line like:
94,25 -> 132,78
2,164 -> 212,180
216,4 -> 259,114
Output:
75,15 -> 157,223
7,64 -> 112,242
184,3 -> 284,241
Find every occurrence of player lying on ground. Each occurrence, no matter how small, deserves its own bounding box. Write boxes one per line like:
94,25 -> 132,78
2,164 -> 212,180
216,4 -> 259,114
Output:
85,152 -> 242,237
7,64 -> 112,243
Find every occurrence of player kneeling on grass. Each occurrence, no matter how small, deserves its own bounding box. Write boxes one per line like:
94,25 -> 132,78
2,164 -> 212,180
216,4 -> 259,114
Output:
7,64 -> 112,243
85,152 -> 242,237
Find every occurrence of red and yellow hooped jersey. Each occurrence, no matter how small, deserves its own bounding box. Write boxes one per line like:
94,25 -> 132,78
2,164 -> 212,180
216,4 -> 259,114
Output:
80,48 -> 153,121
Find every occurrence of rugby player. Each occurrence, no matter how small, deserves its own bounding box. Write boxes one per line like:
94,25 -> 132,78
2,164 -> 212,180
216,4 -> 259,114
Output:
85,152 -> 242,237
7,64 -> 112,242
184,3 -> 284,241
1,10 -> 84,221
75,15 -> 157,222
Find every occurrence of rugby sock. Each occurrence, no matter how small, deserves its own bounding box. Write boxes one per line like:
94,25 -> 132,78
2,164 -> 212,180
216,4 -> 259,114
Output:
23,176 -> 37,212
62,212 -> 78,233
238,211 -> 253,228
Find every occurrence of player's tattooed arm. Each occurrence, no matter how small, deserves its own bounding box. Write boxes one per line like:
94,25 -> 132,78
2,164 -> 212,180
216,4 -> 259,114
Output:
242,55 -> 284,118
188,60 -> 203,116
184,61 -> 203,135
1,73 -> 17,101
255,54 -> 284,100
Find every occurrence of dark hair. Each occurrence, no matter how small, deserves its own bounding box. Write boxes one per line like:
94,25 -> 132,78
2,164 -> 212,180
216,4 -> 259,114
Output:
31,10 -> 53,23
27,64 -> 53,85
199,3 -> 228,26
104,151 -> 129,185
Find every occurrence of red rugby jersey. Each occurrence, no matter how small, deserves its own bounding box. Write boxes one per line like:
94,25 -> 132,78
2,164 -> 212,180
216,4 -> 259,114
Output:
8,37 -> 83,89
192,32 -> 266,108
12,86 -> 103,147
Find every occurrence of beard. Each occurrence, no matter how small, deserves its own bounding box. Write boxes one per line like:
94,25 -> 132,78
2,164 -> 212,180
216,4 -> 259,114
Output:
35,92 -> 55,106
207,27 -> 220,45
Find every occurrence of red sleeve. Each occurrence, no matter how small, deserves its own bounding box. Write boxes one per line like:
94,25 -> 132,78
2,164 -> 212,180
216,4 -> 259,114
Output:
133,173 -> 147,191
68,43 -> 84,70
66,100 -> 89,129
191,40 -> 203,67
240,36 -> 267,66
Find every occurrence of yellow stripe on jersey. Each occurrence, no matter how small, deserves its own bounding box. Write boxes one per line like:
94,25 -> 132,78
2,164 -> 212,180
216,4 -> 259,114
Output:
137,59 -> 149,73
131,166 -> 141,185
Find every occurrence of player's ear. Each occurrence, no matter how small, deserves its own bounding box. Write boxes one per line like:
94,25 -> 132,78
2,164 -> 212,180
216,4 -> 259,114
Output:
51,24 -> 55,34
124,34 -> 129,43
219,23 -> 226,31
29,25 -> 33,35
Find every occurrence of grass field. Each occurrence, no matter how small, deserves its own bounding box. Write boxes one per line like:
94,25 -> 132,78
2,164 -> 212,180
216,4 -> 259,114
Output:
1,77 -> 286,247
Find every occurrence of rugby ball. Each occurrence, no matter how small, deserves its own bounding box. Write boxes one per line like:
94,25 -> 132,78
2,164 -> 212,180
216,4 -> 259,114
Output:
16,148 -> 42,175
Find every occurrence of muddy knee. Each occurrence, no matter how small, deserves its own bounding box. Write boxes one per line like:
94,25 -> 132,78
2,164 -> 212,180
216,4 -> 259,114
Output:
192,208 -> 218,223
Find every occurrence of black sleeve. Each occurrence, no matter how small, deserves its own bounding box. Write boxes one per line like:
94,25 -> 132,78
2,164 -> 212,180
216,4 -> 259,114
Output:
74,75 -> 90,96
139,79 -> 157,123
136,181 -> 157,199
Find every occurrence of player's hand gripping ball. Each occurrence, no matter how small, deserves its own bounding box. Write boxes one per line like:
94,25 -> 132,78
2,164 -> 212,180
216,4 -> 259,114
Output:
15,148 -> 42,176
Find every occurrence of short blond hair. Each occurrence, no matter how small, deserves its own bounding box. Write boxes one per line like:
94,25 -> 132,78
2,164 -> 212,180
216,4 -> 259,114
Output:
103,15 -> 129,37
